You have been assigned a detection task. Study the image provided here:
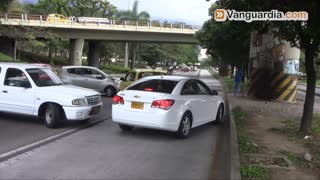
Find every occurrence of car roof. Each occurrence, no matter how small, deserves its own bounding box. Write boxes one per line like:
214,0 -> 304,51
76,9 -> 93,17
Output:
132,69 -> 167,73
63,66 -> 98,69
142,75 -> 191,81
0,62 -> 49,69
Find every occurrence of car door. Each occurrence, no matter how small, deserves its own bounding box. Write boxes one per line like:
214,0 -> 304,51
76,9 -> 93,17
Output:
82,68 -> 104,91
64,68 -> 84,87
180,80 -> 204,127
195,80 -> 218,123
119,71 -> 136,90
0,68 -> 35,115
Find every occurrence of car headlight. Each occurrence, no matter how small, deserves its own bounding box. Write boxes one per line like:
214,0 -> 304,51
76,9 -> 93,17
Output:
72,98 -> 86,105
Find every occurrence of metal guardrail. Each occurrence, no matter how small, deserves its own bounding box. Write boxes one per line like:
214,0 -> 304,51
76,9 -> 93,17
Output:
0,13 -> 200,31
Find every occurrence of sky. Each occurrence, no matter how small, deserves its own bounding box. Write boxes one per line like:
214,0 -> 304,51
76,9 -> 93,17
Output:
20,0 -> 213,25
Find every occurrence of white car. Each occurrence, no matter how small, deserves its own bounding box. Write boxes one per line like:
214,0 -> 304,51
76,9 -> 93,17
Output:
0,63 -> 102,128
112,76 -> 225,138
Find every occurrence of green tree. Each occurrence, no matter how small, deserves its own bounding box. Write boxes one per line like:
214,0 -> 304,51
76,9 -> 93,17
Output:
28,0 -> 70,15
28,0 -> 117,18
0,0 -> 13,13
211,0 -> 320,134
116,0 -> 150,22
140,44 -> 165,66
196,2 -> 250,74
116,0 -> 150,69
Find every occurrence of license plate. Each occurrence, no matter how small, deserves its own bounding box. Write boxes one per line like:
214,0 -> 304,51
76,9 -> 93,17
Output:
131,101 -> 144,109
90,105 -> 101,115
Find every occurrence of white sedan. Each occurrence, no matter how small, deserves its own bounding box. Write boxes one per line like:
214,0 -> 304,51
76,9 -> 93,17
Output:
112,76 -> 225,138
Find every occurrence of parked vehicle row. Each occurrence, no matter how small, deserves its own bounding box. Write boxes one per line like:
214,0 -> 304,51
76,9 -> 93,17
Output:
0,63 -> 224,138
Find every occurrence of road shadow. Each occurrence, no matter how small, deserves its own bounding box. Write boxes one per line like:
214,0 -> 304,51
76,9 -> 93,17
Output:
0,112 -> 84,128
114,121 -> 226,141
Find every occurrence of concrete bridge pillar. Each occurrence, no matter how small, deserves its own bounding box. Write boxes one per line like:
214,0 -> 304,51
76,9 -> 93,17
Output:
87,40 -> 103,68
248,30 -> 300,103
124,42 -> 129,68
69,39 -> 84,66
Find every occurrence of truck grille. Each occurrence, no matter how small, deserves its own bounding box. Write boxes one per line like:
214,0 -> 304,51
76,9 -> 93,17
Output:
86,95 -> 101,105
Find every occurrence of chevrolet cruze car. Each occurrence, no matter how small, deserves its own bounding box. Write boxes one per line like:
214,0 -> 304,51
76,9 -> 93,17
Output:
61,66 -> 119,97
112,75 -> 224,138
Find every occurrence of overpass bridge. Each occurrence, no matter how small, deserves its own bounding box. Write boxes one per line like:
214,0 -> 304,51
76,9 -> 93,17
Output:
0,14 -> 199,66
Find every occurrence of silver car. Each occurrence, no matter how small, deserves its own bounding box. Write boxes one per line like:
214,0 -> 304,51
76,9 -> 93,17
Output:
61,66 -> 119,97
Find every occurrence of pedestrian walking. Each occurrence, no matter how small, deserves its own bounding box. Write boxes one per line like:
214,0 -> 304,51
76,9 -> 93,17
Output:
233,67 -> 242,96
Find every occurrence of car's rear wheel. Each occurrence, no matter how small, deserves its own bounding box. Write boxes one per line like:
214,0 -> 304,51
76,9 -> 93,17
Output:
44,103 -> 63,128
176,112 -> 192,138
119,124 -> 134,131
104,86 -> 116,97
213,104 -> 224,124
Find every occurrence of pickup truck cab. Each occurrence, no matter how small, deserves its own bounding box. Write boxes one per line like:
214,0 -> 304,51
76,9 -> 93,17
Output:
0,63 -> 102,128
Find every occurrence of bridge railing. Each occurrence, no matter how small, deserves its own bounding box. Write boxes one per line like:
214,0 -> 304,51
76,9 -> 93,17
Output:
0,13 -> 200,31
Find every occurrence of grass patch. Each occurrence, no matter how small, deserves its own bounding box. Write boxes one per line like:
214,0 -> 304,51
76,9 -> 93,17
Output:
238,135 -> 260,154
282,114 -> 320,169
207,69 -> 248,93
278,150 -> 314,169
284,113 -> 320,137
19,51 -> 68,66
221,77 -> 233,93
0,52 -> 13,61
100,65 -> 130,74
232,106 -> 261,153
311,114 -> 320,135
232,106 -> 247,128
299,79 -> 320,87
240,165 -> 271,180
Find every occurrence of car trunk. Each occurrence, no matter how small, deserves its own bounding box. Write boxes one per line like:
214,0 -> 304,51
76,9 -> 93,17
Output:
119,90 -> 170,112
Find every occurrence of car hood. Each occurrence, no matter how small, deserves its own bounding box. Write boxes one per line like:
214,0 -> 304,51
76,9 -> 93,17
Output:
38,85 -> 99,98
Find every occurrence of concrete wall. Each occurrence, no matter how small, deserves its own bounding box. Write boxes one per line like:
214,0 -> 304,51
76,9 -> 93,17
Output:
248,30 -> 300,103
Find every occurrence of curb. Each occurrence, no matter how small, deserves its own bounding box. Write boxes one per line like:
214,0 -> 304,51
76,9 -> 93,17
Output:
0,116 -> 109,162
228,102 -> 241,180
207,69 -> 241,180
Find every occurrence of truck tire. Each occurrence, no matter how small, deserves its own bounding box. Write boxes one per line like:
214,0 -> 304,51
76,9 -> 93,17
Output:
44,103 -> 63,128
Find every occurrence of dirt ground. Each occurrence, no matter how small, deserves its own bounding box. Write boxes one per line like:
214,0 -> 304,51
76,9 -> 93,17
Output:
229,95 -> 320,180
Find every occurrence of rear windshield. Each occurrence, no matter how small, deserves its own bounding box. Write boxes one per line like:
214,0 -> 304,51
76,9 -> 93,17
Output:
127,79 -> 178,94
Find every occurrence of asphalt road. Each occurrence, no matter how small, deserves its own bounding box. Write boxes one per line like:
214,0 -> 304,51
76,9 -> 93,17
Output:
0,70 -> 230,179
0,98 -> 111,155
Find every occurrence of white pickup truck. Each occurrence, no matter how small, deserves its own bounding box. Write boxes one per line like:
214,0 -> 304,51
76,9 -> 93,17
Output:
0,63 -> 102,128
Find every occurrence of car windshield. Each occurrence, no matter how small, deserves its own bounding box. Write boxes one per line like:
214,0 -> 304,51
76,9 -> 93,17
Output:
26,68 -> 63,87
127,79 -> 178,94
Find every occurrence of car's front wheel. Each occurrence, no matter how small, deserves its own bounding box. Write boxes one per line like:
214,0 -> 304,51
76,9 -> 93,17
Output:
44,103 -> 64,128
104,86 -> 117,97
119,124 -> 134,131
175,112 -> 192,138
214,104 -> 224,124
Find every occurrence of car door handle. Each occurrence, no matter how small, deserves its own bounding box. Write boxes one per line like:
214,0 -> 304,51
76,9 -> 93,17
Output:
2,90 -> 8,93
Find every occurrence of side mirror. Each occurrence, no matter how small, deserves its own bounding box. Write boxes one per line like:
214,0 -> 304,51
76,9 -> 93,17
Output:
96,75 -> 104,80
212,90 -> 218,96
21,81 -> 31,88
120,77 -> 125,81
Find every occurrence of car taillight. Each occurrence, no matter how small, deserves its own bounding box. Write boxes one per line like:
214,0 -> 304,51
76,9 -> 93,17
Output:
113,95 -> 124,104
151,99 -> 175,110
